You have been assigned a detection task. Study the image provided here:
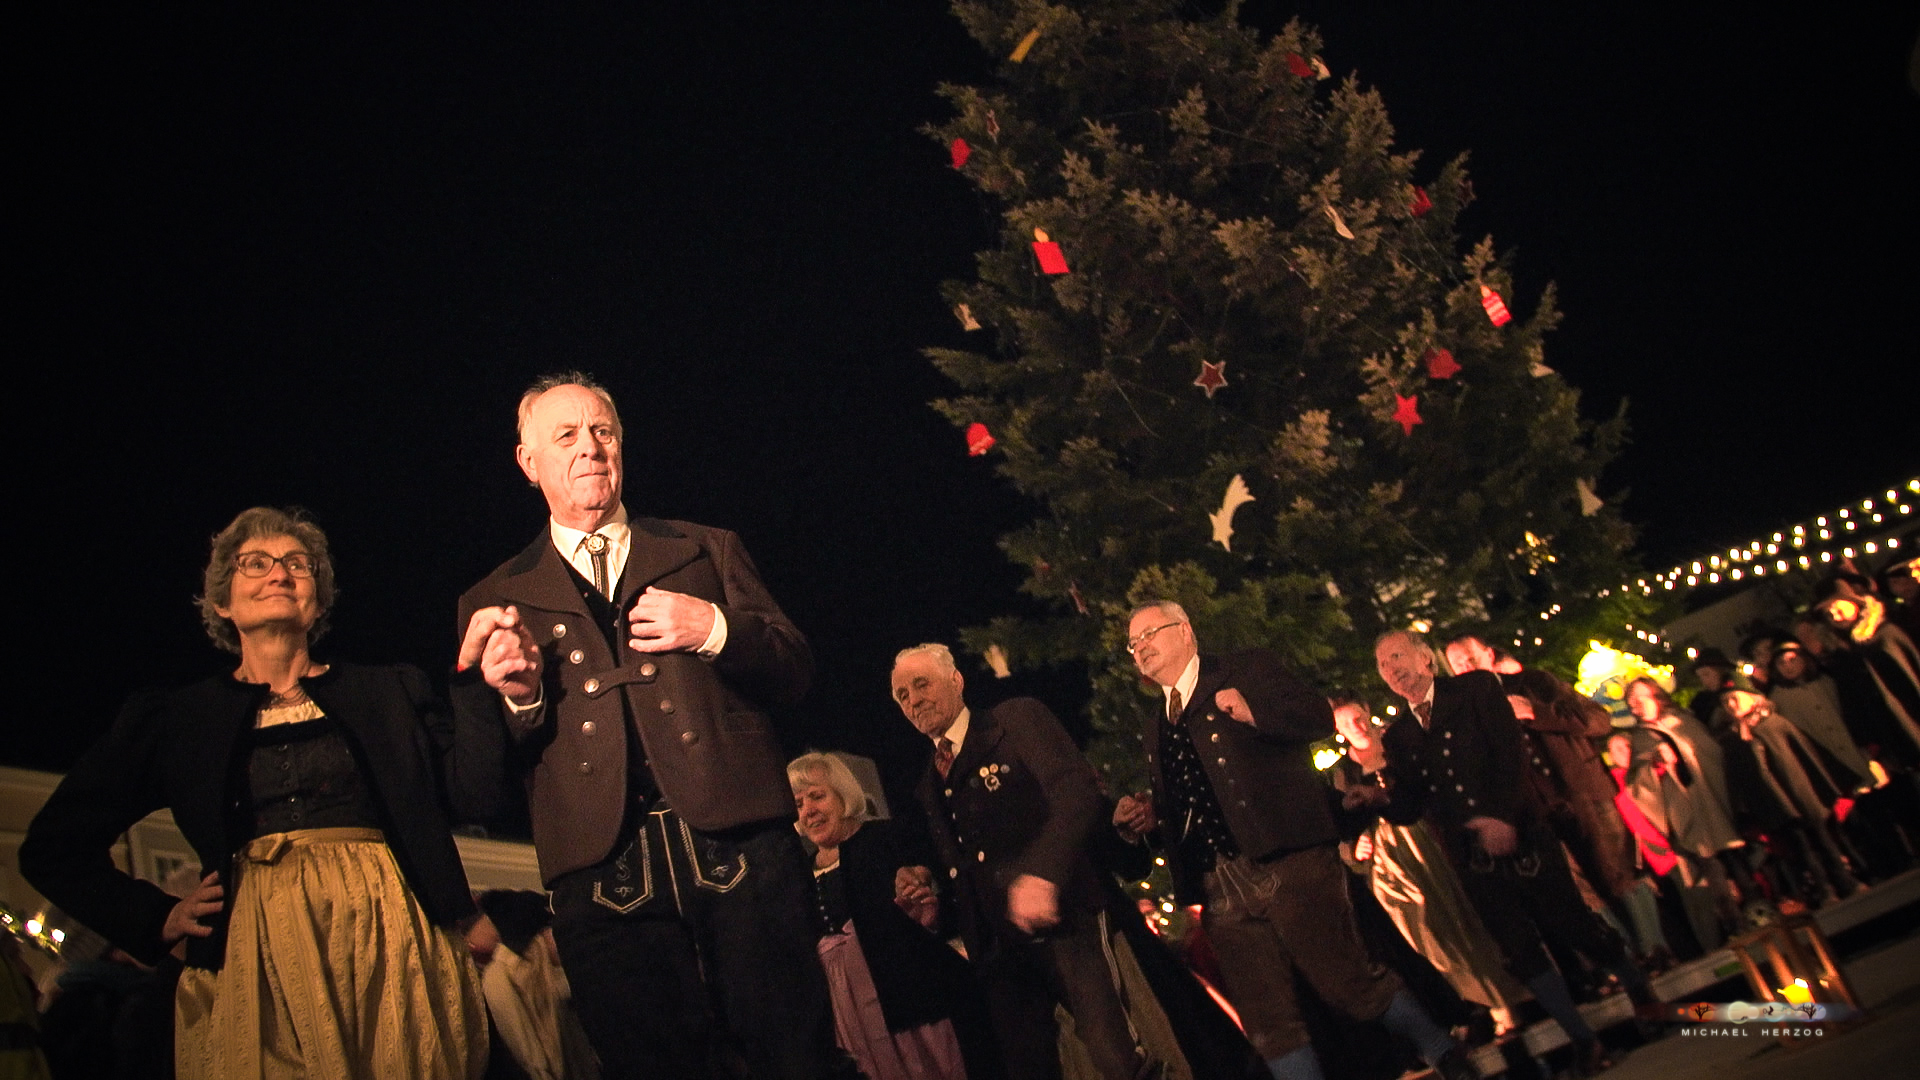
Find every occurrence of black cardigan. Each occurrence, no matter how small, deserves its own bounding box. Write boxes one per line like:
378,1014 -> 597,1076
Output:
20,663 -> 477,970
830,819 -> 982,1032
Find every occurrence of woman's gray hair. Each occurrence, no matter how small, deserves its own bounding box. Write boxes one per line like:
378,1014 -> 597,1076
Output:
786,752 -> 874,823
197,507 -> 336,654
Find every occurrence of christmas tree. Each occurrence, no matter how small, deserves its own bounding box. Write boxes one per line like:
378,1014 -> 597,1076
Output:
925,0 -> 1647,781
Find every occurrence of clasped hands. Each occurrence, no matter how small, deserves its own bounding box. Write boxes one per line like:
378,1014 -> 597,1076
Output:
459,587 -> 715,704
893,866 -> 1058,935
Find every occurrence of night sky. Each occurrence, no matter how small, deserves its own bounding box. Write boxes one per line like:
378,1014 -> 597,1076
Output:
18,3 -> 1919,788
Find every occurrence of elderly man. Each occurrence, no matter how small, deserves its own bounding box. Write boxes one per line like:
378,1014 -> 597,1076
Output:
1366,631 -> 1654,1077
452,372 -> 840,1079
1120,603 -> 1469,1080
890,643 -> 1147,1080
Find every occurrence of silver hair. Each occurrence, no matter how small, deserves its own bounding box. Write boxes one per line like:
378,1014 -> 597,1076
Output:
1374,628 -> 1439,671
786,752 -> 874,822
893,642 -> 958,676
515,371 -> 623,444
1128,600 -> 1190,623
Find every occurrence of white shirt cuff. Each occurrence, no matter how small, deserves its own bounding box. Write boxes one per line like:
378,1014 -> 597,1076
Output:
697,604 -> 728,659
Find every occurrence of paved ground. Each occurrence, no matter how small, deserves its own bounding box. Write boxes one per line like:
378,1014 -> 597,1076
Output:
1601,932 -> 1920,1080
1449,867 -> 1920,1078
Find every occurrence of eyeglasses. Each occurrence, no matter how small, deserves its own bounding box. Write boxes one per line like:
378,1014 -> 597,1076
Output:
1126,621 -> 1185,654
234,551 -> 317,578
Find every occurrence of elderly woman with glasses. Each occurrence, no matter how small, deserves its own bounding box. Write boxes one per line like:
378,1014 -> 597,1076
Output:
21,507 -> 486,1079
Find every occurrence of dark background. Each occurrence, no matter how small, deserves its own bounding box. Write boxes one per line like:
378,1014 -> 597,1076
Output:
16,3 -> 1918,783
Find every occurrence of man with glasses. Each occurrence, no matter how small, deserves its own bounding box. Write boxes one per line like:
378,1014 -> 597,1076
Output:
1119,603 -> 1471,1080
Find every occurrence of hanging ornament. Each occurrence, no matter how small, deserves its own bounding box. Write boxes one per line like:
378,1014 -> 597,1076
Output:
1209,474 -> 1256,552
1408,187 -> 1433,217
1392,394 -> 1423,436
1193,360 -> 1228,398
1424,348 -> 1460,379
1479,284 -> 1513,327
1068,582 -> 1089,615
954,303 -> 981,331
985,110 -> 1001,141
949,137 -> 971,170
1577,478 -> 1604,517
1324,205 -> 1354,239
984,643 -> 1012,679
1285,53 -> 1315,78
1010,27 -> 1042,62
1312,56 -> 1331,79
1531,360 -> 1555,377
1032,228 -> 1070,275
965,422 -> 996,456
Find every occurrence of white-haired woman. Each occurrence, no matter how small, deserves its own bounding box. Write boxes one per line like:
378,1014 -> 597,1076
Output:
789,752 -> 1002,1080
22,507 -> 486,1078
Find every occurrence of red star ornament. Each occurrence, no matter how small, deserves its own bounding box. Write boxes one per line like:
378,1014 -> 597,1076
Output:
1424,348 -> 1460,379
1392,394 -> 1423,436
1408,186 -> 1433,217
1193,360 -> 1228,398
949,138 -> 971,170
1479,284 -> 1513,327
966,422 -> 996,456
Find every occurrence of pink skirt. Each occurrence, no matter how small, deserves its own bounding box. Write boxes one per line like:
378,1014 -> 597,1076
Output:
817,924 -> 967,1080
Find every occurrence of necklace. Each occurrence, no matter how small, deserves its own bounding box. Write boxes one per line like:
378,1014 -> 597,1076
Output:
263,684 -> 310,708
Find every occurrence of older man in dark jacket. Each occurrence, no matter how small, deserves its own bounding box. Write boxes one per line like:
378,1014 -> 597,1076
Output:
1121,604 -> 1471,1080
1367,631 -> 1653,1076
452,373 -> 839,1080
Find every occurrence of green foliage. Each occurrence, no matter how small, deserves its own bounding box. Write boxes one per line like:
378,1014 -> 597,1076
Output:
927,0 -> 1638,770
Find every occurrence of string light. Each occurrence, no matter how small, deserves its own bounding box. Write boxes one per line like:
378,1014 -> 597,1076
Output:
1630,478 -> 1915,598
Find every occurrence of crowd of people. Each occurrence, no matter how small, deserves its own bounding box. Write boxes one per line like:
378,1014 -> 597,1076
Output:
7,371 -> 1917,1080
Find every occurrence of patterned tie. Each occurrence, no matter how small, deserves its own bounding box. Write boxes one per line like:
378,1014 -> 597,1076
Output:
1413,700 -> 1433,729
1167,688 -> 1184,726
934,737 -> 955,780
584,532 -> 611,598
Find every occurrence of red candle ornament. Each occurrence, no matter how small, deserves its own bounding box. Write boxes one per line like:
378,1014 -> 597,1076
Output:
1424,348 -> 1460,379
1408,186 -> 1432,217
966,422 -> 996,456
949,138 -> 971,170
1032,228 -> 1070,275
1479,284 -> 1512,327
1392,394 -> 1422,436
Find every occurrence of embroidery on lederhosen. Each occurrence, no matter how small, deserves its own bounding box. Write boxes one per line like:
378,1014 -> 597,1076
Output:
677,816 -> 749,893
592,826 -> 655,913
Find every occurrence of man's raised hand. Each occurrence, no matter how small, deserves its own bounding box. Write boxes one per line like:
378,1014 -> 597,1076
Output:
459,605 -> 542,706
